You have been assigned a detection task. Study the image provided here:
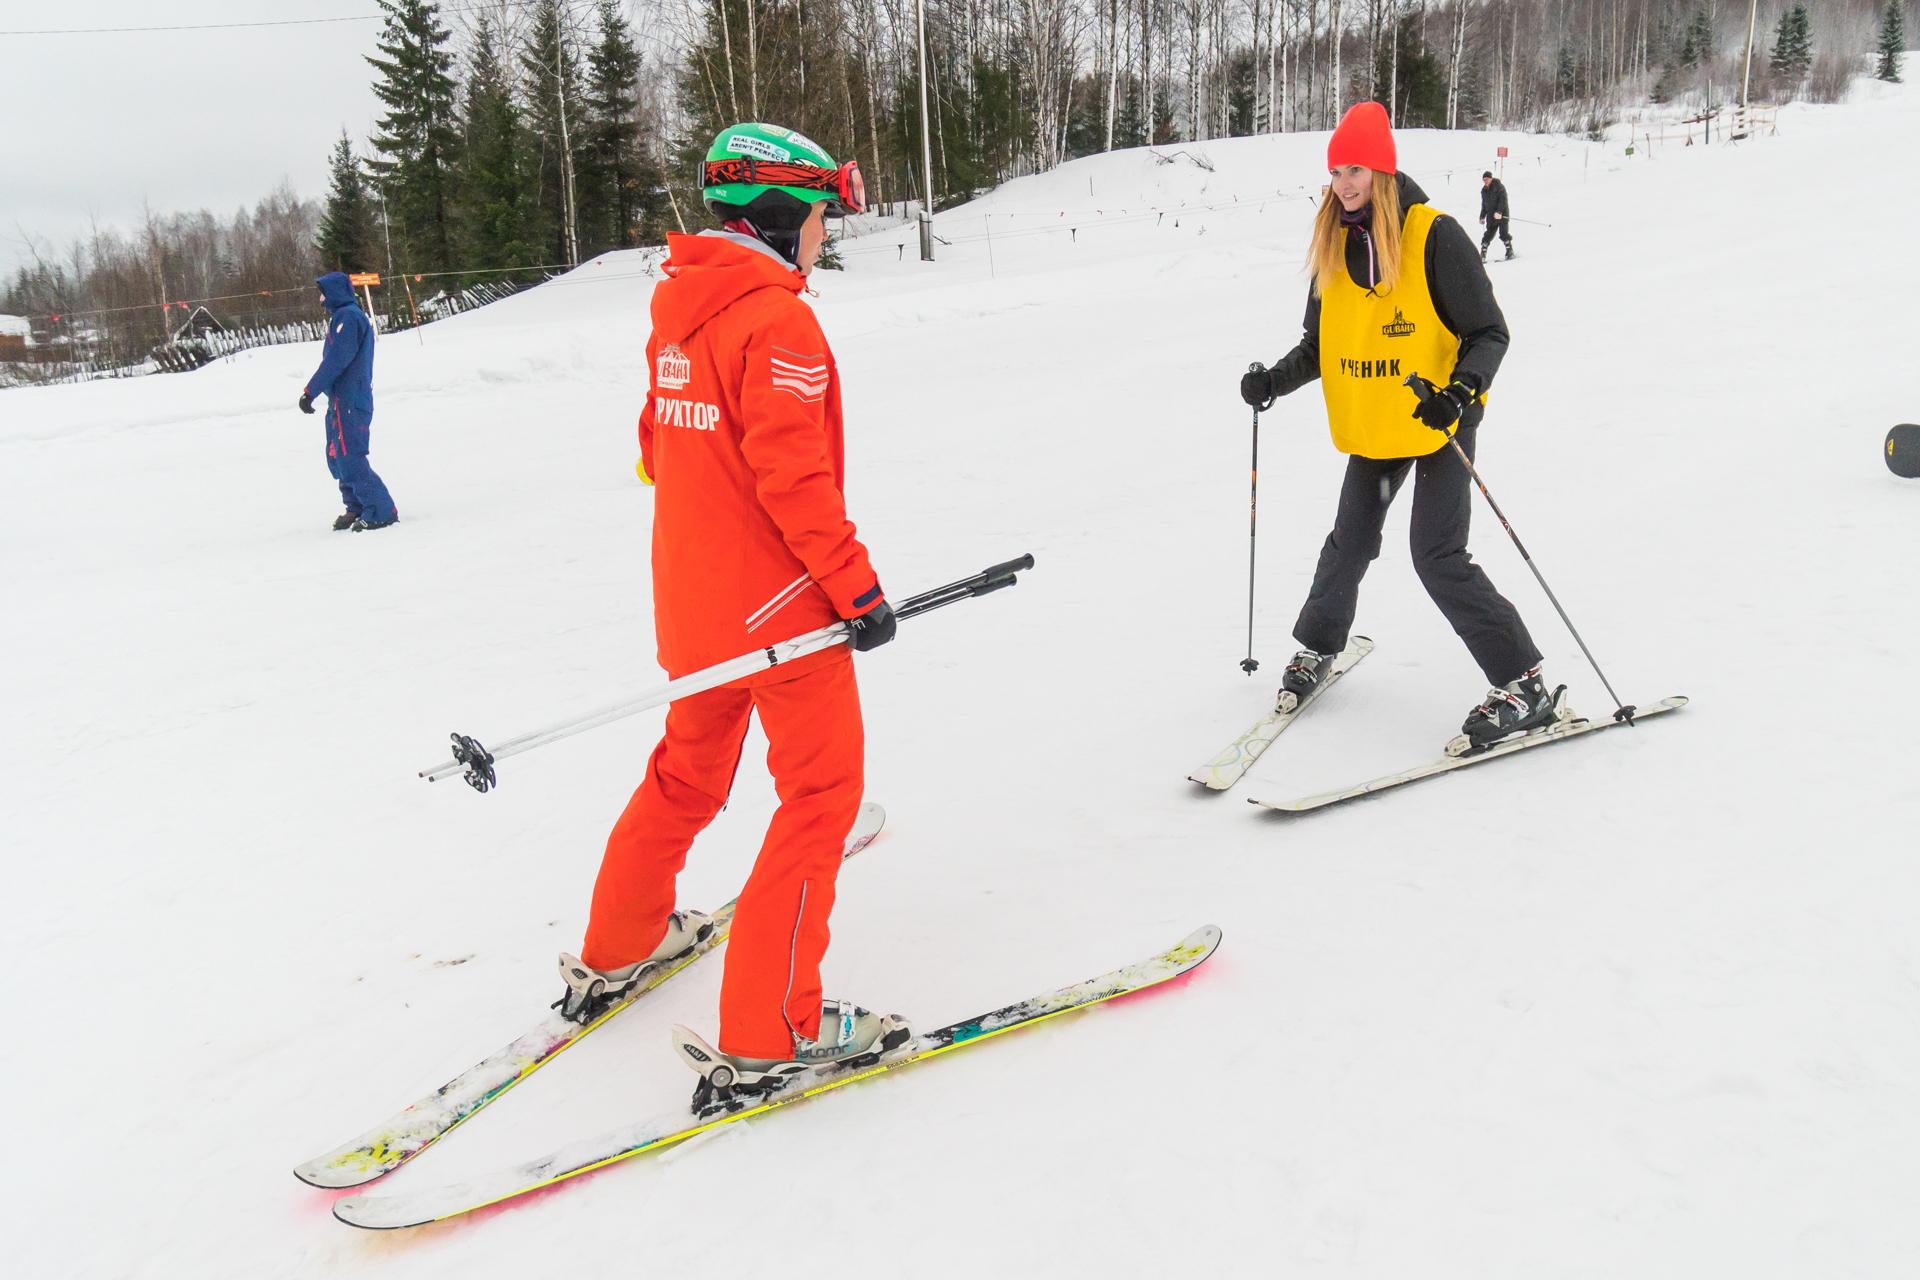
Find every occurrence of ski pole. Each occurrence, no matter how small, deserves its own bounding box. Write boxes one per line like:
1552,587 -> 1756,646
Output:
419,554 -> 1038,791
1240,362 -> 1268,675
1506,216 -> 1553,228
1403,373 -> 1634,725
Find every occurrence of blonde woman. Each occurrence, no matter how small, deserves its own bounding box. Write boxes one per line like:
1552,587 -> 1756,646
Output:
1239,102 -> 1551,751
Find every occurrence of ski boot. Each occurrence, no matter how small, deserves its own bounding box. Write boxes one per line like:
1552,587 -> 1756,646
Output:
1504,244 -> 1515,261
332,511 -> 359,531
1276,648 -> 1335,714
672,1000 -> 912,1117
553,908 -> 715,1024
1446,668 -> 1569,757
351,514 -> 400,531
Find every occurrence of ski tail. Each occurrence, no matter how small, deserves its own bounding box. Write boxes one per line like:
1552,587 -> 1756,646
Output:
1250,696 -> 1687,813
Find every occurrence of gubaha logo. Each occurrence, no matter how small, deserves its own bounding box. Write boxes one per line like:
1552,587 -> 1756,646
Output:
656,344 -> 691,390
1381,308 -> 1416,338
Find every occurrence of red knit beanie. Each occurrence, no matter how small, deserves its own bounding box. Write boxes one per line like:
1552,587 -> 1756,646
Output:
1327,101 -> 1397,174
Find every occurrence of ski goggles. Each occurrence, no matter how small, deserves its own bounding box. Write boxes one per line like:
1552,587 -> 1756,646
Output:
702,157 -> 866,216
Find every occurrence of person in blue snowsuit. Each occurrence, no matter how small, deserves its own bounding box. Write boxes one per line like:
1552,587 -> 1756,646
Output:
299,272 -> 398,530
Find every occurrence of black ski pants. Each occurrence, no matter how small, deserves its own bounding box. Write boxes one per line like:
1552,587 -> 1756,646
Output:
1292,424 -> 1540,686
1479,218 -> 1513,252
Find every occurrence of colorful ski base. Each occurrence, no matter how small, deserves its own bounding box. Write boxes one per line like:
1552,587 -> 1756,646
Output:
1189,637 -> 1373,791
1249,696 -> 1688,813
332,924 -> 1222,1229
293,802 -> 886,1190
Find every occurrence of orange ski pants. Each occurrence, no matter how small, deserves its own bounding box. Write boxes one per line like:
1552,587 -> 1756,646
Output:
580,647 -> 863,1059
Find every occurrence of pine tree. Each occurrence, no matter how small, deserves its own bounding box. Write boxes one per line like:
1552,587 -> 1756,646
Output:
1771,4 -> 1814,84
315,131 -> 378,273
1679,6 -> 1713,72
521,0 -> 586,266
365,0 -> 460,276
456,15 -> 536,275
1878,0 -> 1906,82
581,0 -> 660,255
1794,5 -> 1815,77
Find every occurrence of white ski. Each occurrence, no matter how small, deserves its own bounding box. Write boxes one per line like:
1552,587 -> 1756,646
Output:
332,925 -> 1223,1230
1248,695 -> 1688,813
1189,637 -> 1373,791
293,802 -> 886,1189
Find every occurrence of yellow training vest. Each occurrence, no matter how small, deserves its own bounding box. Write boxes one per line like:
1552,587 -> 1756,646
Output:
1316,202 -> 1478,460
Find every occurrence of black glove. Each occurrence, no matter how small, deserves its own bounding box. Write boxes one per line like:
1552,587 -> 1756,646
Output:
846,599 -> 897,652
298,392 -> 315,415
1239,366 -> 1277,409
1411,380 -> 1473,432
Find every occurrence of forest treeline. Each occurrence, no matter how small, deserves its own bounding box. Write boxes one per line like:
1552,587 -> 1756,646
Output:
4,0 -> 1910,365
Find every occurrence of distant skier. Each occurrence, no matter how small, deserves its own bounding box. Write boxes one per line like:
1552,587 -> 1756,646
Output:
554,123 -> 905,1107
1478,171 -> 1514,262
1238,102 -> 1555,750
297,273 -> 398,531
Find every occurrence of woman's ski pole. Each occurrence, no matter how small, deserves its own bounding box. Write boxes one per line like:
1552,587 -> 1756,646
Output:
1403,373 -> 1634,724
421,553 -> 1037,791
1240,362 -> 1268,676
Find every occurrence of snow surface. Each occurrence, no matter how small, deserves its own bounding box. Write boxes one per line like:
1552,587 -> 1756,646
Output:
6,69 -> 1920,1278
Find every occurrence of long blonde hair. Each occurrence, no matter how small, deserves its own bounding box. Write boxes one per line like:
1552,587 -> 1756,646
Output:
1307,170 -> 1404,296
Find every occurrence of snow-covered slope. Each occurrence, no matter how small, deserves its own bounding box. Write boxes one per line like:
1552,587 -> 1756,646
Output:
6,70 -> 1919,1278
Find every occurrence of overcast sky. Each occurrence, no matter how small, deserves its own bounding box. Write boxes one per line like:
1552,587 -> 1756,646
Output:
0,2 -> 397,277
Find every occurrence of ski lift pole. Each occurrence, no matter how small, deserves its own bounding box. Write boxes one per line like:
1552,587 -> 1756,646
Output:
420,554 -> 1037,792
1403,373 -> 1634,724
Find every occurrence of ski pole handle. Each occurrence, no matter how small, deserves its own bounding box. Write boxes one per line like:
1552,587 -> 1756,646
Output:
894,553 -> 1036,621
1403,371 -> 1440,404
977,553 -> 1036,583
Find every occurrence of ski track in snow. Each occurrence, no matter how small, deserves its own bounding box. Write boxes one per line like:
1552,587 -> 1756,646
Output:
5,72 -> 1919,1278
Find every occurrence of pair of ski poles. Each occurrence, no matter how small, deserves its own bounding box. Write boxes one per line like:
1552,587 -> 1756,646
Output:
1234,368 -> 1633,724
422,554 -> 1037,792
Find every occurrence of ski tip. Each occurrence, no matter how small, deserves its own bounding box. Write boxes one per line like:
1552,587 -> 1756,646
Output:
1168,924 -> 1224,965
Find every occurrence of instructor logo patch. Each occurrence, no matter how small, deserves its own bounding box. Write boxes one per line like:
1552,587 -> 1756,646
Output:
1381,308 -> 1416,338
655,344 -> 691,391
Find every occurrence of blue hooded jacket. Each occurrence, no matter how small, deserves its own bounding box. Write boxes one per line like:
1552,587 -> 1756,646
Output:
305,272 -> 375,414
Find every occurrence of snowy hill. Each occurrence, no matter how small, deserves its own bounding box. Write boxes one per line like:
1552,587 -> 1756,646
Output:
6,69 -> 1920,1277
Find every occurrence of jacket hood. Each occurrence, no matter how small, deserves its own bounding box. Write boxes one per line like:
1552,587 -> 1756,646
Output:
316,272 -> 357,310
651,231 -> 802,344
1394,171 -> 1430,213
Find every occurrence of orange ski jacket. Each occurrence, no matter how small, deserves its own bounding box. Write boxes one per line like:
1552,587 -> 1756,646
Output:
639,231 -> 882,676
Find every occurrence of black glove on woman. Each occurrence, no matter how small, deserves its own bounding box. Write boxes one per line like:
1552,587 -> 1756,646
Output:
1239,367 -> 1277,409
1411,380 -> 1474,432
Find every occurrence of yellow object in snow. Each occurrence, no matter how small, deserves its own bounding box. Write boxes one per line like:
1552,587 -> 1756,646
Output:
1316,202 -> 1483,460
636,456 -> 653,485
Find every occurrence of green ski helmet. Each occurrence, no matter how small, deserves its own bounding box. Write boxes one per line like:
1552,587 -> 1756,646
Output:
701,122 -> 866,223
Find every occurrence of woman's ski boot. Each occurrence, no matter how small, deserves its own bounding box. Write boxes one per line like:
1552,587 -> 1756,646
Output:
553,909 -> 714,1023
672,1000 -> 912,1117
1447,668 -> 1569,756
1276,648 -> 1335,713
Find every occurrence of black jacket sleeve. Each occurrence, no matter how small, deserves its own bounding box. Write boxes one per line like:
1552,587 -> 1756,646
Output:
1267,289 -> 1323,396
1426,214 -> 1509,396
